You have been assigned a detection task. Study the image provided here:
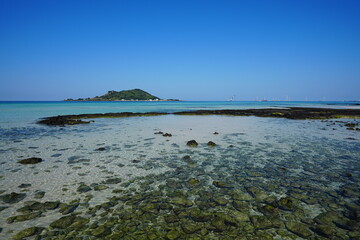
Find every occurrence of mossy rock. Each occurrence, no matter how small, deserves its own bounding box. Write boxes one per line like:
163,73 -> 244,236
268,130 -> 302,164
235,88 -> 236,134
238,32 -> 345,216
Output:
103,177 -> 122,184
250,215 -> 281,230
0,192 -> 26,204
12,227 -> 44,240
34,191 -> 45,199
50,215 -> 76,229
310,224 -> 336,238
275,197 -> 297,211
187,178 -> 200,185
7,211 -> 42,223
169,197 -> 193,207
181,221 -> 202,234
186,140 -> 198,147
77,184 -> 91,193
259,204 -> 279,216
59,203 -> 79,215
166,229 -> 182,240
285,221 -> 312,238
212,181 -> 232,188
207,141 -> 216,147
94,185 -> 109,191
91,225 -> 112,237
71,216 -> 90,229
188,208 -> 213,222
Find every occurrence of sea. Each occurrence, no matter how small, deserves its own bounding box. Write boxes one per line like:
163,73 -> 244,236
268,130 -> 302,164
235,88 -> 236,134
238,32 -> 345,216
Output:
0,101 -> 359,239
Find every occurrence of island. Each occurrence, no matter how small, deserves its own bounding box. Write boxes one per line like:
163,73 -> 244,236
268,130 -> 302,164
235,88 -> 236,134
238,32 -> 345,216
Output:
64,89 -> 180,101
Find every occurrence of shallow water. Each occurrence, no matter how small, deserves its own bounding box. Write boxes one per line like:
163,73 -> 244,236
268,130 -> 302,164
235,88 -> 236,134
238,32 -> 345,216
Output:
0,113 -> 359,239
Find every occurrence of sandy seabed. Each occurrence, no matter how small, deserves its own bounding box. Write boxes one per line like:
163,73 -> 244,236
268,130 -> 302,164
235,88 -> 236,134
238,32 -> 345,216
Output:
0,115 -> 359,239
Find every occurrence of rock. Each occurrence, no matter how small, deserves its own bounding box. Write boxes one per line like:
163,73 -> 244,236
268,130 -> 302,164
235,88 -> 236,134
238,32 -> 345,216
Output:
285,221 -> 312,238
18,184 -> 31,188
166,229 -> 181,240
50,215 -> 76,229
18,157 -> 42,164
154,131 -> 164,135
42,201 -> 60,210
59,203 -> 79,215
169,197 -> 193,207
7,211 -> 42,223
232,200 -> 249,211
186,140 -> 198,147
250,215 -> 281,229
34,191 -> 45,199
275,197 -> 297,211
77,184 -> 91,193
103,178 -> 122,184
164,214 -> 179,223
162,133 -> 172,137
259,204 -> 279,216
213,132 -> 219,135
187,178 -> 200,185
207,141 -> 216,147
71,216 -> 90,229
313,211 -> 339,225
181,221 -> 201,234
310,224 -> 335,238
188,208 -> 212,222
213,181 -> 232,188
94,185 -> 109,191
0,192 -> 26,204
246,187 -> 267,201
12,227 -> 44,240
95,147 -> 106,151
91,225 -> 111,237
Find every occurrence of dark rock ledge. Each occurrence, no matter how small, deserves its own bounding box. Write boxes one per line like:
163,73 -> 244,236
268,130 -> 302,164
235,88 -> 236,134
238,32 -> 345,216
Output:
37,108 -> 360,126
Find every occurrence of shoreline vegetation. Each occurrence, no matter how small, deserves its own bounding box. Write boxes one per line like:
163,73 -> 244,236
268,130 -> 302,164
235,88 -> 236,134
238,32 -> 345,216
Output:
37,107 -> 360,126
64,89 -> 180,102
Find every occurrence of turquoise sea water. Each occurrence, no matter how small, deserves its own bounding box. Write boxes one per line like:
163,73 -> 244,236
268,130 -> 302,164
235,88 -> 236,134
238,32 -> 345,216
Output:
0,101 -> 359,239
0,100 -> 357,126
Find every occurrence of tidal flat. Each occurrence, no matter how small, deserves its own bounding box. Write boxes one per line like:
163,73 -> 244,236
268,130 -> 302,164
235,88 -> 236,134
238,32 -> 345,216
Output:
0,115 -> 359,239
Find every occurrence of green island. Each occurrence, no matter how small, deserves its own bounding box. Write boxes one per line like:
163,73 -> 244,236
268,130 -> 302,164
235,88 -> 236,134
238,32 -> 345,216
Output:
64,89 -> 179,101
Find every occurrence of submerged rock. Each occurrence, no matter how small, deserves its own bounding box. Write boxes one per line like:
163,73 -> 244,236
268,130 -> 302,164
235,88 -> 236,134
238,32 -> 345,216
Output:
77,184 -> 92,193
186,140 -> 198,147
187,178 -> 200,185
34,191 -> 45,199
18,157 -> 42,164
50,215 -> 76,229
213,181 -> 232,188
12,227 -> 44,240
285,221 -> 312,238
7,211 -> 42,223
103,177 -> 122,184
0,192 -> 26,204
96,147 -> 106,151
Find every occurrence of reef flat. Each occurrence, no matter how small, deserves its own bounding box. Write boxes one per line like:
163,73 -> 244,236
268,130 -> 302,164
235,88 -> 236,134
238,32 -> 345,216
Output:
37,107 -> 360,126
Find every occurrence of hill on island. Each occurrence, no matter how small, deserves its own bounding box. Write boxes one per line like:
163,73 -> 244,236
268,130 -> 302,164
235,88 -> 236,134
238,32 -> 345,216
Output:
65,89 -> 178,101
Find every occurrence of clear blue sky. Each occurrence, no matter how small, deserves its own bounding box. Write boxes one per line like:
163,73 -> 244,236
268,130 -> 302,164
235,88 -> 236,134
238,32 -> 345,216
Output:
0,0 -> 359,101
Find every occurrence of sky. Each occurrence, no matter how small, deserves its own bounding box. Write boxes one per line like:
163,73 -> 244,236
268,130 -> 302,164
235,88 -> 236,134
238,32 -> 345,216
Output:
0,0 -> 359,101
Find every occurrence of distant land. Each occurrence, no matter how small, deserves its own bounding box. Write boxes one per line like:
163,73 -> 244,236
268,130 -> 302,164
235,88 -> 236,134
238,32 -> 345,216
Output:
64,89 -> 180,101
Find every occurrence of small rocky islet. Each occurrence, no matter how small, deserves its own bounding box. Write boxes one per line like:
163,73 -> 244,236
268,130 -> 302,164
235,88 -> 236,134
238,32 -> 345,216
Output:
0,113 -> 359,239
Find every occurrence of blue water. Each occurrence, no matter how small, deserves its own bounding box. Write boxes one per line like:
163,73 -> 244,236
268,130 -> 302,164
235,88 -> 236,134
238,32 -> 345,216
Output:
0,100 -> 356,126
0,101 -> 359,239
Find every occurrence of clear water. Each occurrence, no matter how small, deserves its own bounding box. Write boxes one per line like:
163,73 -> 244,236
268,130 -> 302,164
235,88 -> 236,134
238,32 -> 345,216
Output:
0,101 -> 359,239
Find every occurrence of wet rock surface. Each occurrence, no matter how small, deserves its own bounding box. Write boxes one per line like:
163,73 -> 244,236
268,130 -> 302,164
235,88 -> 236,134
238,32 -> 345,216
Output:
36,107 -> 360,126
18,157 -> 42,164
